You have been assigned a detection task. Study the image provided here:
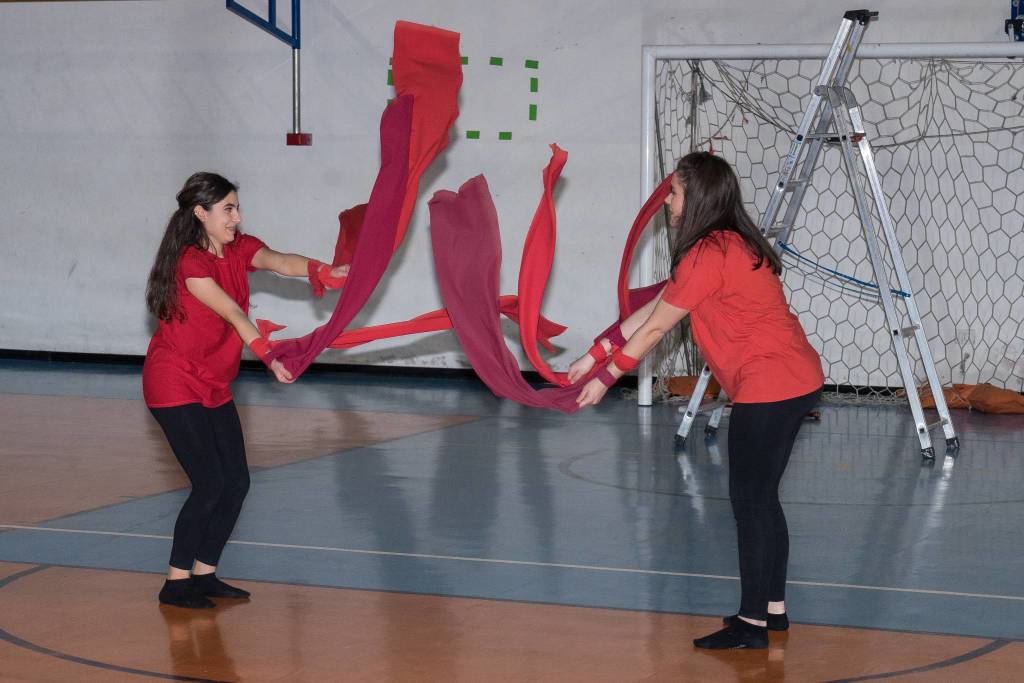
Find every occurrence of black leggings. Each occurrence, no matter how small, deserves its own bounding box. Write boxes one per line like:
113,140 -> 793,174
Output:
728,388 -> 821,622
150,401 -> 250,571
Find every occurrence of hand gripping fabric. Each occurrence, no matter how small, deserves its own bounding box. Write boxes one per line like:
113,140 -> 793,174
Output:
307,259 -> 328,297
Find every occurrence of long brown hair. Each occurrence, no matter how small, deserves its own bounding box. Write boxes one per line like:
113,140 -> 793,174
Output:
145,172 -> 237,322
669,152 -> 781,277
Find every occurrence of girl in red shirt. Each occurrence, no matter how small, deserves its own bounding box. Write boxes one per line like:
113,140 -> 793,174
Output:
571,152 -> 824,649
143,172 -> 347,608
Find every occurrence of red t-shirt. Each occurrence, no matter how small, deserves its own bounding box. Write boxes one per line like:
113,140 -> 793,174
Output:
142,234 -> 266,408
662,230 -> 823,403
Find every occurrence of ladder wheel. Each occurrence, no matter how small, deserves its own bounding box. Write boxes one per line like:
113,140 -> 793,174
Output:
920,446 -> 936,460
704,425 -> 719,437
945,437 -> 960,451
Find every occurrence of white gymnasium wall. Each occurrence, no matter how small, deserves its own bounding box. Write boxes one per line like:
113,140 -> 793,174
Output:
0,0 -> 1010,369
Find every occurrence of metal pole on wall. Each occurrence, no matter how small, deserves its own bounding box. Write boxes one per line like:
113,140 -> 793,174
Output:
638,47 -> 657,407
285,0 -> 310,145
226,0 -> 311,145
292,48 -> 301,135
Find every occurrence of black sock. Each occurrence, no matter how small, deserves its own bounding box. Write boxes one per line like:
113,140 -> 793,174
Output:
694,619 -> 768,649
193,573 -> 250,599
159,577 -> 214,608
158,577 -> 191,600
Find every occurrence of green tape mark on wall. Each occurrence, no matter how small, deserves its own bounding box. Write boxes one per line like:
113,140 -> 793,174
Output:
387,70 -> 393,86
406,54 -> 543,141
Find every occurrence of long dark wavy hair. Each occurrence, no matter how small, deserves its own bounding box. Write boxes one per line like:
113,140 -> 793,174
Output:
146,172 -> 238,322
669,152 -> 781,278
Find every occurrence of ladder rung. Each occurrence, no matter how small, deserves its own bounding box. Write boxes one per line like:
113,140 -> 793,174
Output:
782,180 -> 809,192
926,421 -> 944,431
900,325 -> 921,337
677,400 -> 729,415
800,132 -> 866,143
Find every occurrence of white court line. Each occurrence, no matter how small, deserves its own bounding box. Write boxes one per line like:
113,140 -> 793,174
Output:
3,523 -> 1022,603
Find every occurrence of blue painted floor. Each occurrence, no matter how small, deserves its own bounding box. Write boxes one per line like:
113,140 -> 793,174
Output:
1,359 -> 1022,641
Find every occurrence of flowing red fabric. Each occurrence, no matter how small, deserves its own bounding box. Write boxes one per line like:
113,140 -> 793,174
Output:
260,21 -> 669,388
264,22 -> 461,378
391,21 -> 462,249
264,94 -> 413,376
517,144 -> 569,385
258,297 -> 565,352
429,175 -> 594,414
617,176 -> 673,317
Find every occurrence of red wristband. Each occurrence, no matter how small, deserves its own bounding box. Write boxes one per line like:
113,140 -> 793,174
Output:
596,366 -> 618,388
307,259 -> 326,298
587,342 -> 609,363
611,350 -> 640,373
247,336 -> 273,367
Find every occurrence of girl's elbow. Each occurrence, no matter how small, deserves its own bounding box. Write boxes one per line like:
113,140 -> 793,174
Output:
643,326 -> 670,344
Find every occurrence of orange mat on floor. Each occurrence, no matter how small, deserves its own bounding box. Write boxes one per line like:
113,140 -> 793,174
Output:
919,383 -> 1024,414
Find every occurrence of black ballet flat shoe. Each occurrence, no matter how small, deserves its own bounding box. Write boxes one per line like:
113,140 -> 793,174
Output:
159,578 -> 215,609
693,620 -> 768,649
192,573 -> 251,599
723,612 -> 789,631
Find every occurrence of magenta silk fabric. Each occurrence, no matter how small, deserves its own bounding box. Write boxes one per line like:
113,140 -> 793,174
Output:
428,175 -> 589,414
266,95 -> 413,376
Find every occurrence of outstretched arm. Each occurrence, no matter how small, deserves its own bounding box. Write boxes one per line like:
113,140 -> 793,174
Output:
250,247 -> 349,280
576,296 -> 689,407
185,276 -> 294,383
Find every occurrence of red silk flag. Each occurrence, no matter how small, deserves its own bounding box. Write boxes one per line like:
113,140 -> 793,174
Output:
265,94 -> 413,376
517,144 -> 570,385
260,297 -> 566,352
429,175 -> 603,413
391,21 -> 462,249
617,176 -> 673,318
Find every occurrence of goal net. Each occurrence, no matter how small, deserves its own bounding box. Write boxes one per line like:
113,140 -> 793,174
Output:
642,44 -> 1024,401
